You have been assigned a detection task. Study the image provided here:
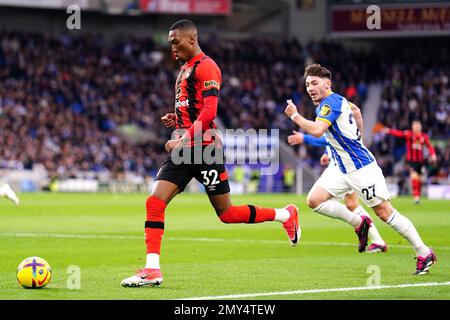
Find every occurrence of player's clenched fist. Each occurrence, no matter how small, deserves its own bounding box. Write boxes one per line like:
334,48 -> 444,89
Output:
285,99 -> 299,119
161,113 -> 176,127
165,138 -> 183,152
287,131 -> 304,145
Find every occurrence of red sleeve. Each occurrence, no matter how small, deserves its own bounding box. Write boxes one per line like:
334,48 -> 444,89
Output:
387,129 -> 408,138
182,59 -> 221,141
183,96 -> 218,139
198,59 -> 221,99
423,134 -> 436,156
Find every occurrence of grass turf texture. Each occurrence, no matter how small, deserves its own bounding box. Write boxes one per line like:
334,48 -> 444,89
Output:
0,193 -> 449,300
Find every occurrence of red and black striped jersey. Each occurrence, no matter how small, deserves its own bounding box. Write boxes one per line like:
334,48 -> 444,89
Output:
174,52 -> 221,146
387,129 -> 436,163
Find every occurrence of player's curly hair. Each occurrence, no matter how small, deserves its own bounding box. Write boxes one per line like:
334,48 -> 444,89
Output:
303,64 -> 332,80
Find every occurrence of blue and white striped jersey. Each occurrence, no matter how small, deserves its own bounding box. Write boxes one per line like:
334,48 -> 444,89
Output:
302,129 -> 338,168
316,92 -> 374,174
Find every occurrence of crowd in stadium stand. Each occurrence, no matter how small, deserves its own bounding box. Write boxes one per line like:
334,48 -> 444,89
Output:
0,31 -> 448,186
0,31 -> 171,179
370,39 -> 450,189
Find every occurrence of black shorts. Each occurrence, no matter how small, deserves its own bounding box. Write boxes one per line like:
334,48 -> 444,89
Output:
155,146 -> 230,196
407,161 -> 424,175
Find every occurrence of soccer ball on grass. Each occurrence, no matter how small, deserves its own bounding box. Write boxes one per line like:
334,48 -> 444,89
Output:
17,256 -> 52,288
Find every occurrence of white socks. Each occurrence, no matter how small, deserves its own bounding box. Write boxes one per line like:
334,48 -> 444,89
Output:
145,253 -> 160,269
0,184 -> 19,205
313,200 -> 429,257
274,208 -> 290,223
353,205 -> 385,245
387,210 -> 430,257
313,200 -> 362,227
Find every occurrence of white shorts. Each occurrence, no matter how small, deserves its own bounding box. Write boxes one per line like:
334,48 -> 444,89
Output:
316,162 -> 391,207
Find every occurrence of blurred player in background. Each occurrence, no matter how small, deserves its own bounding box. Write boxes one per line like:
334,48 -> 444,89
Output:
382,120 -> 437,204
0,184 -> 19,205
285,64 -> 436,275
288,120 -> 387,253
121,19 -> 300,287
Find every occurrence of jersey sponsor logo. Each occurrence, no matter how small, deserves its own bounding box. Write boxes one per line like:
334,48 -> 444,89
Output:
204,80 -> 220,90
175,99 -> 190,108
412,142 -> 423,150
320,105 -> 331,117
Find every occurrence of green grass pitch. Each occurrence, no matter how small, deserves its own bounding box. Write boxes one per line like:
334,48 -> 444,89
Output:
0,193 -> 449,300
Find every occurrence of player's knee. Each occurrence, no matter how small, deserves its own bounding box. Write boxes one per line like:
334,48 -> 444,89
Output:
345,203 -> 358,212
344,197 -> 359,212
372,202 -> 393,222
306,194 -> 322,210
375,210 -> 390,222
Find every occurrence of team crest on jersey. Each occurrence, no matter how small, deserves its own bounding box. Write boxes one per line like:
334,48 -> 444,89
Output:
320,105 -> 331,117
204,80 -> 220,90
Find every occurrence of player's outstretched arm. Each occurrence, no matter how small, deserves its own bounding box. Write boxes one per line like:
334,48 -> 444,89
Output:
287,131 -> 304,145
288,130 -> 327,147
285,100 -> 329,137
383,127 -> 406,138
304,133 -> 327,147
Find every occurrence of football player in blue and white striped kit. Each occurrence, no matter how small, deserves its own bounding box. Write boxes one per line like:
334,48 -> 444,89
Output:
287,111 -> 387,253
284,64 -> 436,275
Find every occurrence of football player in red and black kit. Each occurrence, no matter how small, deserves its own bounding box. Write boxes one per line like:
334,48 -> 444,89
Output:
121,19 -> 300,287
383,120 -> 437,204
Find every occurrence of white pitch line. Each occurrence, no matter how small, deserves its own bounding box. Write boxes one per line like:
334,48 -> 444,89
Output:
1,232 -> 449,251
0,232 -> 142,240
178,281 -> 450,300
